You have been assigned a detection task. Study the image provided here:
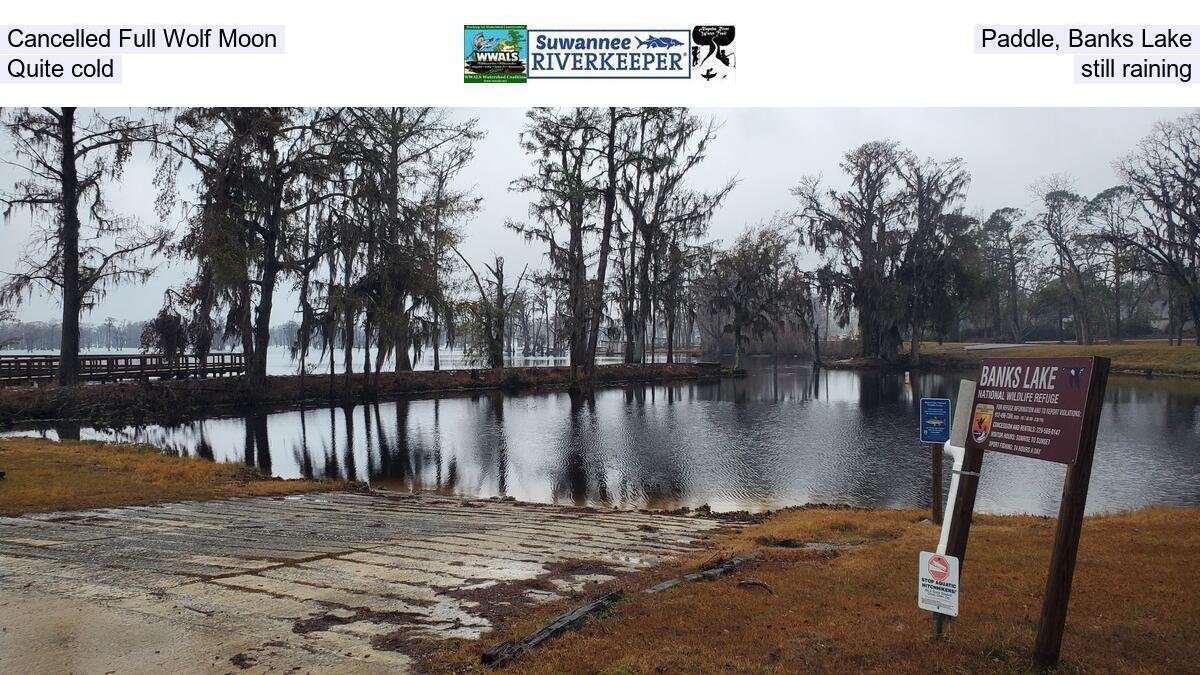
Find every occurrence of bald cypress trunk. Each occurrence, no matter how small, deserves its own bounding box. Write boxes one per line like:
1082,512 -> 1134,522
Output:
56,108 -> 82,386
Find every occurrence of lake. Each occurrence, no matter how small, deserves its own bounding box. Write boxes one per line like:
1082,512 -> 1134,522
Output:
7,358 -> 1199,515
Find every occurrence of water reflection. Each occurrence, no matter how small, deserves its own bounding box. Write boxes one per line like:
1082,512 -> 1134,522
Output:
13,358 -> 1200,516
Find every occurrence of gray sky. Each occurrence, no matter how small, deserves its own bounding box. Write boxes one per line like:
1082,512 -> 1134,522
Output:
0,107 -> 1189,324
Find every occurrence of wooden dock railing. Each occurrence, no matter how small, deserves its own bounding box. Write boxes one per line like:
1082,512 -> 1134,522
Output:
0,352 -> 246,385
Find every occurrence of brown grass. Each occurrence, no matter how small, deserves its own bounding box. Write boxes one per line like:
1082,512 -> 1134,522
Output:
918,341 -> 1200,377
425,507 -> 1199,674
0,436 -> 349,515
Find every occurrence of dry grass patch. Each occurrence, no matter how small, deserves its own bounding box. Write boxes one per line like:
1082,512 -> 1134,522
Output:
0,436 -> 349,515
425,507 -> 1199,674
985,343 -> 1200,375
920,341 -> 1200,376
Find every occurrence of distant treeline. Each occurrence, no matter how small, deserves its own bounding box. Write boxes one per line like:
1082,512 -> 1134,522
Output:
0,319 -> 144,351
0,319 -> 338,353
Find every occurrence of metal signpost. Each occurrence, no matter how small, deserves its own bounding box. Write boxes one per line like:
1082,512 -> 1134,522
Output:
928,356 -> 1110,667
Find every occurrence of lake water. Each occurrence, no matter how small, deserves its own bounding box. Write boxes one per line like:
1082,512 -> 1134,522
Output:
7,358 -> 1199,515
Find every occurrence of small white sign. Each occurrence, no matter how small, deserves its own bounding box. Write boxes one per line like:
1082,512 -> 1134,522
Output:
918,551 -> 959,616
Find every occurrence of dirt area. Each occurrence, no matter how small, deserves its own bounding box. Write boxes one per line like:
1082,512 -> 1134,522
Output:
0,437 -> 347,515
426,506 -> 1199,674
0,362 -> 717,425
0,491 -> 728,673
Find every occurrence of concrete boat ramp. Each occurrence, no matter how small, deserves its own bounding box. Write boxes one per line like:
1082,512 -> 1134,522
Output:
0,491 -> 727,673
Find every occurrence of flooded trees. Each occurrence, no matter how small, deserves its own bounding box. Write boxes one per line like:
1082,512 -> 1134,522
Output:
510,108 -> 596,372
453,251 -> 528,368
154,107 -> 351,391
421,141 -> 481,371
583,107 -> 634,371
149,107 -> 482,391
616,108 -> 734,364
512,107 -> 732,372
703,225 -> 809,369
339,107 -> 480,377
0,309 -> 17,349
1,107 -> 169,385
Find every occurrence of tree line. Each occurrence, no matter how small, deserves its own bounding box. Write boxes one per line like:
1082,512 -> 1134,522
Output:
2,107 -> 1197,390
709,113 -> 1200,365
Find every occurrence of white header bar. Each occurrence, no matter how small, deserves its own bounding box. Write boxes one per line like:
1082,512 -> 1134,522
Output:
0,0 -> 1195,105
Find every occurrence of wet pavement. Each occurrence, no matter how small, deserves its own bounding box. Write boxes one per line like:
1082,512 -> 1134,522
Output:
0,491 -> 726,673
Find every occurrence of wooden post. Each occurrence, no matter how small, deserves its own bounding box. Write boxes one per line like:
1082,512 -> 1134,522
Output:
942,443 -> 983,566
1032,357 -> 1111,669
931,442 -> 944,525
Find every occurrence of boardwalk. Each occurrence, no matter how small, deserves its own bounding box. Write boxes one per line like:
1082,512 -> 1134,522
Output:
0,492 -> 727,673
0,352 -> 245,385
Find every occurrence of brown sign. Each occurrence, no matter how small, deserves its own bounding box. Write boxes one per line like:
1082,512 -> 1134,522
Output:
965,357 -> 1100,465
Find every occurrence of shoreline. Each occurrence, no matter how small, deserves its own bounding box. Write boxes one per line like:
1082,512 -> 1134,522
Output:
426,504 -> 1200,674
2,438 -> 1193,673
0,362 -> 720,426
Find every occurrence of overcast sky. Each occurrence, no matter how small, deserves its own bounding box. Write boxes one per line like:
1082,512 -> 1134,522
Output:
0,107 -> 1189,324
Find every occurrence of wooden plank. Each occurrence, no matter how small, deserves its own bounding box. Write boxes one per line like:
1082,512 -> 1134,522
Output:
481,590 -> 624,667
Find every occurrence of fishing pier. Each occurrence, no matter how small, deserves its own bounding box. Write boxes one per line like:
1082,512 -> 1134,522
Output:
0,352 -> 246,385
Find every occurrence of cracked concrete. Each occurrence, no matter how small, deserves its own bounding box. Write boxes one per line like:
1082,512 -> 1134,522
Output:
0,492 -> 724,673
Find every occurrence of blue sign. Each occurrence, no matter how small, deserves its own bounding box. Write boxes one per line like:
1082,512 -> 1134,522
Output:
920,398 -> 952,444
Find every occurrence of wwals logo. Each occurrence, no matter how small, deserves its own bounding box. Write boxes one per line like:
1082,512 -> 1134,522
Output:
464,25 -> 527,83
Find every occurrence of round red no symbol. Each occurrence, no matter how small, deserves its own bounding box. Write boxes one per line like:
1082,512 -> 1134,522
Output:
928,555 -> 950,581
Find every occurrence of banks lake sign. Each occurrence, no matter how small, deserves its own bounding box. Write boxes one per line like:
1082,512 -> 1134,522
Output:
967,356 -> 1097,464
938,355 -> 1111,668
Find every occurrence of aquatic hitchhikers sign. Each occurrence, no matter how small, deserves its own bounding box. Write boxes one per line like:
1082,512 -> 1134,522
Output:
917,551 -> 959,616
939,355 -> 1111,668
966,357 -> 1098,464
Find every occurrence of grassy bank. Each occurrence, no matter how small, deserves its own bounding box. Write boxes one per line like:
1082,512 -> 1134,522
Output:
945,342 -> 1200,377
0,437 -> 347,515
426,506 -> 1198,674
0,362 -> 716,425
827,342 -> 1200,378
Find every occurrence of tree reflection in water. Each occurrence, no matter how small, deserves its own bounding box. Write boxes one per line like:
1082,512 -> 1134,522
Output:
16,359 -> 1200,516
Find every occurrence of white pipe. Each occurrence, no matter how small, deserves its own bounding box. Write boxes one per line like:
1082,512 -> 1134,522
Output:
937,379 -> 978,555
936,443 -> 964,554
